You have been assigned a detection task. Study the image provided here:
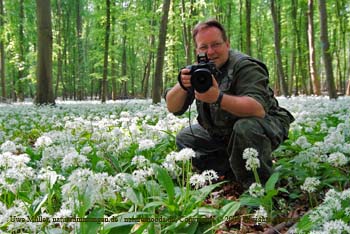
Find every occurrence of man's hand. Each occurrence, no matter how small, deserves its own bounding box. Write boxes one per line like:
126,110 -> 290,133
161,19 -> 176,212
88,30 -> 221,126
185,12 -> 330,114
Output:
179,68 -> 192,89
195,77 -> 220,104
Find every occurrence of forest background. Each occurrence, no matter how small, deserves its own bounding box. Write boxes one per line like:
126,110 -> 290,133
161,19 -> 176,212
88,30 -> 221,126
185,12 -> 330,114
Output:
0,0 -> 349,105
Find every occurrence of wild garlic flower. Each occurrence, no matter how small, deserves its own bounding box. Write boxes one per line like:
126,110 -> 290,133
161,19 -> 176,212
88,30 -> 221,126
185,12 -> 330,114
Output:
131,155 -> 150,168
34,135 -> 53,148
162,161 -> 181,178
202,170 -> 218,183
0,140 -> 17,153
327,152 -> 348,167
300,177 -> 320,193
80,145 -> 93,155
138,139 -> 155,151
61,150 -> 89,170
293,136 -> 311,149
0,152 -> 34,193
165,151 -> 177,162
321,220 -> 350,234
175,148 -> 196,161
252,206 -> 268,225
189,174 -> 207,189
242,148 -> 260,171
345,207 -> 350,217
190,170 -> 218,188
249,183 -> 265,198
132,168 -> 153,186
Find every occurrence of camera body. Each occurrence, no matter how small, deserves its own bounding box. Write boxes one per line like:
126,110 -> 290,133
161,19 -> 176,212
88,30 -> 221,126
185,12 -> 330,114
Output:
186,53 -> 219,93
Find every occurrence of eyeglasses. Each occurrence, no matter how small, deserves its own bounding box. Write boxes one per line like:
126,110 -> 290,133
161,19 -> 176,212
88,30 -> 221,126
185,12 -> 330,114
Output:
197,41 -> 225,52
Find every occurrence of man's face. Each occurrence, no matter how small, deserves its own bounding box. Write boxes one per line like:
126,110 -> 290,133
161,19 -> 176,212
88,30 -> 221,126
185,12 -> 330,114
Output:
195,26 -> 230,69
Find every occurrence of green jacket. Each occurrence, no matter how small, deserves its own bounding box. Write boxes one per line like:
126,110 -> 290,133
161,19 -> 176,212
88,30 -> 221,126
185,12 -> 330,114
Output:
171,50 -> 294,139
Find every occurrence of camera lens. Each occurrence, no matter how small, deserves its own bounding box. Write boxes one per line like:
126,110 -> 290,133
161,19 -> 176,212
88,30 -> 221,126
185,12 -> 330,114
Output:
191,68 -> 213,93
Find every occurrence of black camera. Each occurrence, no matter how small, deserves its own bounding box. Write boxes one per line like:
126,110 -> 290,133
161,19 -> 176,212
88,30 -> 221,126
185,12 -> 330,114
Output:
186,53 -> 219,93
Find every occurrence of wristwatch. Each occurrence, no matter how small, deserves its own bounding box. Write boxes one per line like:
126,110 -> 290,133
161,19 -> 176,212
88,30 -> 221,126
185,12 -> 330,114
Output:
215,91 -> 224,107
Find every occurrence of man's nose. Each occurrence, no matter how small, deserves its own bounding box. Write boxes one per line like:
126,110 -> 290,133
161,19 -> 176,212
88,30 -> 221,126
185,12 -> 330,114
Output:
206,46 -> 215,55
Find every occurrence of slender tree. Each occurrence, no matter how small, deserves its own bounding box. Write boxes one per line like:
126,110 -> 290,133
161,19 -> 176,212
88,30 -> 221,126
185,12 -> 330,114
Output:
245,0 -> 251,56
270,0 -> 289,96
152,0 -> 171,104
318,0 -> 337,99
0,0 -> 5,100
76,0 -> 83,100
289,0 -> 297,95
17,0 -> 25,101
54,0 -> 63,99
101,0 -> 110,103
347,40 -> 350,95
35,0 -> 55,105
180,0 -> 193,65
307,0 -> 321,95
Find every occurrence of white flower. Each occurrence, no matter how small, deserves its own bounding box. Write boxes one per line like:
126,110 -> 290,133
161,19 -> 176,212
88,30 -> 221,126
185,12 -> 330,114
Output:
190,170 -> 219,188
131,155 -> 150,168
242,148 -> 260,171
327,152 -> 348,167
202,170 -> 218,183
80,145 -> 93,155
293,136 -> 311,149
34,135 -> 53,148
165,151 -> 177,162
345,207 -> 350,217
249,183 -> 265,198
189,174 -> 207,189
322,220 -> 350,234
252,206 -> 268,225
62,150 -> 88,170
138,139 -> 155,151
242,148 -> 259,160
1,140 -> 17,153
300,177 -> 320,193
132,168 -> 153,186
175,148 -> 195,161
162,161 -> 181,178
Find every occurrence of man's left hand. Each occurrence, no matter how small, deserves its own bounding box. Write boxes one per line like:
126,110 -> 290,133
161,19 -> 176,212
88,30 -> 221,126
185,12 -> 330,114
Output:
195,77 -> 221,104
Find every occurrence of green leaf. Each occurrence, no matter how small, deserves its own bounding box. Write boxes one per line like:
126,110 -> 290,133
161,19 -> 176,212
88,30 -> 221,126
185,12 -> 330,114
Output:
125,187 -> 144,207
30,194 -> 49,216
219,201 -> 240,218
153,165 -> 175,203
81,207 -> 105,234
239,195 -> 261,207
265,172 -> 280,192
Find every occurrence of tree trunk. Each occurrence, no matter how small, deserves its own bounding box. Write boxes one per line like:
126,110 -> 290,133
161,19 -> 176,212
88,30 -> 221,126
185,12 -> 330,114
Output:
181,0 -> 193,64
121,20 -> 127,98
0,0 -> 5,99
346,40 -> 350,96
152,0 -> 171,104
17,0 -> 25,101
54,0 -> 63,99
270,0 -> 289,96
101,0 -> 110,103
35,0 -> 55,105
318,0 -> 337,99
289,0 -> 297,95
245,0 -> 251,56
76,0 -> 83,100
307,0 -> 321,95
110,1 -> 117,100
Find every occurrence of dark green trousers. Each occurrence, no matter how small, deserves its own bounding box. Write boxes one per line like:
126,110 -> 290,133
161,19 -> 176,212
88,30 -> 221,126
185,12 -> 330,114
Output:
176,116 -> 287,188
